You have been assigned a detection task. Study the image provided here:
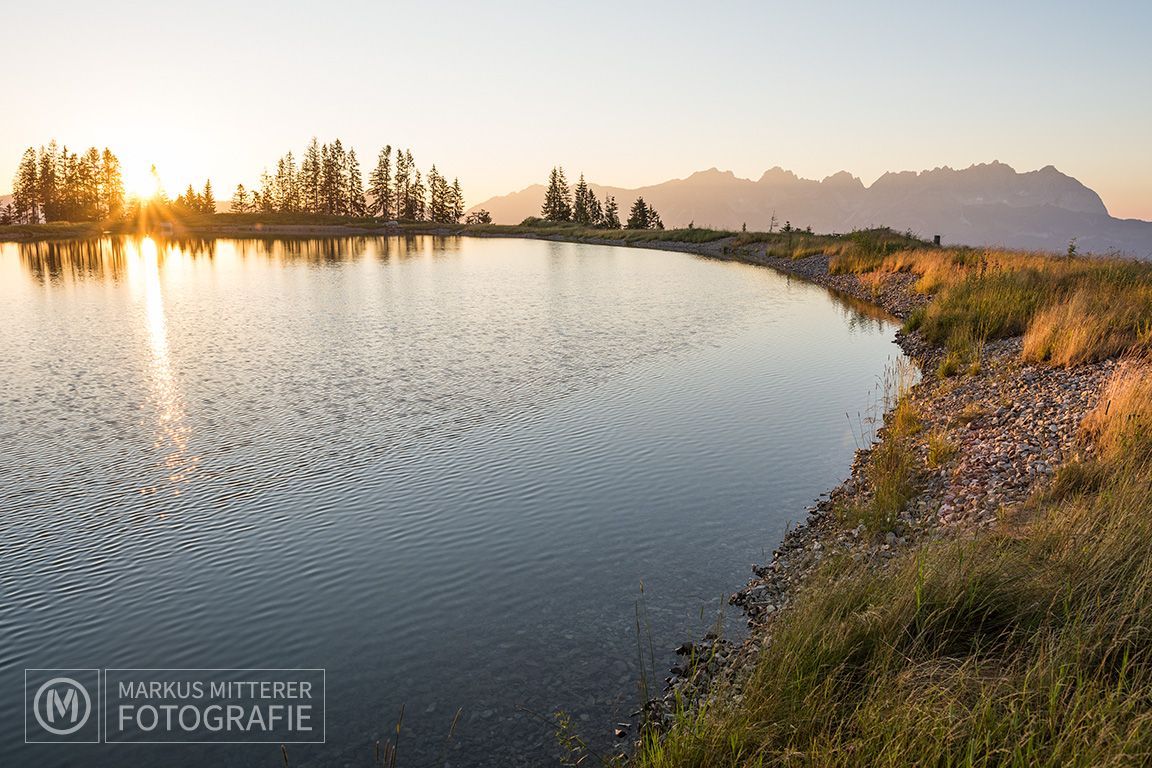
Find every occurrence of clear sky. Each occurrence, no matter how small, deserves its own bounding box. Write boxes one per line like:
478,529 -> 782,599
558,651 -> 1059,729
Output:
2,0 -> 1150,219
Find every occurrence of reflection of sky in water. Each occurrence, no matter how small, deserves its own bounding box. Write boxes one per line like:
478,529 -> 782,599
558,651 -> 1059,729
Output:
0,236 -> 905,768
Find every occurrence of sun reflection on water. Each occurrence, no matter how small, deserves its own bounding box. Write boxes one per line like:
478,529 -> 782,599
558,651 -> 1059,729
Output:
125,236 -> 199,497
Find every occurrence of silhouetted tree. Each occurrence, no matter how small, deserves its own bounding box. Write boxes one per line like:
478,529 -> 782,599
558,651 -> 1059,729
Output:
232,184 -> 251,213
100,148 -> 124,219
574,174 -> 601,226
602,195 -> 621,229
347,150 -> 366,216
541,167 -> 572,222
13,147 -> 40,223
409,167 -> 426,221
301,138 -> 323,213
368,146 -> 393,218
394,150 -> 410,220
450,178 -> 464,223
626,196 -> 650,229
201,180 -> 216,213
465,209 -> 492,225
428,165 -> 448,222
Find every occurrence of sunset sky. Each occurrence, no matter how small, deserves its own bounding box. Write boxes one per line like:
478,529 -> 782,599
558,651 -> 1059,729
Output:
3,0 -> 1150,219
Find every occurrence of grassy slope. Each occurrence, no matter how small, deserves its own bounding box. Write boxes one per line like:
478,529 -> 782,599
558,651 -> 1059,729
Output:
636,248 -> 1152,767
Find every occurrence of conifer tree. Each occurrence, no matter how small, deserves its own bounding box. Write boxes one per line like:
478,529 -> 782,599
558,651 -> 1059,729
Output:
13,147 -> 39,223
77,147 -> 101,220
301,138 -> 323,214
541,166 -> 572,222
409,167 -> 426,221
368,146 -> 393,218
602,195 -> 621,229
427,165 -> 446,222
573,174 -> 593,225
394,150 -> 410,220
450,178 -> 464,223
587,190 -> 603,227
626,197 -> 647,229
100,148 -> 124,220
347,149 -> 367,217
38,141 -> 59,221
201,179 -> 216,214
232,183 -> 250,213
258,169 -> 276,213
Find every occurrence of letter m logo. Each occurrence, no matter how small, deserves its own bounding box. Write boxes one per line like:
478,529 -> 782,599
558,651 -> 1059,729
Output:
46,688 -> 78,723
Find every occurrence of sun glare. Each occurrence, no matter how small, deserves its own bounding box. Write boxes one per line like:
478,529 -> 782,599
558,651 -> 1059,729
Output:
125,164 -> 163,201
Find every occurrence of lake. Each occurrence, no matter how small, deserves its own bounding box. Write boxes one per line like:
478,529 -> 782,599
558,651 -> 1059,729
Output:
0,235 -> 902,766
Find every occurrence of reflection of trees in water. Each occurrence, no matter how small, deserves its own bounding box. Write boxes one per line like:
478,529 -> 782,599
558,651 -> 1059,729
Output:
17,234 -> 468,283
19,237 -> 129,282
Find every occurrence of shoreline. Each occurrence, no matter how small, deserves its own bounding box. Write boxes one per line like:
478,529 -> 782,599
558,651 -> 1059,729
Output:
2,223 -> 1117,758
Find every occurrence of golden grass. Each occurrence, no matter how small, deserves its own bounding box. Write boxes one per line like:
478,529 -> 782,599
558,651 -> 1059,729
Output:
832,244 -> 1152,368
925,429 -> 959,469
1081,359 -> 1152,463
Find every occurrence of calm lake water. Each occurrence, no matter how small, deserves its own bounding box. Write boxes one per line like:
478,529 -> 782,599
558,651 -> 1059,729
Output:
0,235 -> 901,767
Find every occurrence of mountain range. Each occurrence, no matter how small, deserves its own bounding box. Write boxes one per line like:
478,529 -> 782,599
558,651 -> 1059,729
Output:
471,162 -> 1152,258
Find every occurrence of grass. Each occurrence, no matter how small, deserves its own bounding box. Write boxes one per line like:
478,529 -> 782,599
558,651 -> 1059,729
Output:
635,358 -> 1152,767
926,428 -> 960,469
835,245 -> 1152,368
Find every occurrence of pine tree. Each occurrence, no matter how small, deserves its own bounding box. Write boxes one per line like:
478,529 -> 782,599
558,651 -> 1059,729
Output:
13,147 -> 39,223
626,196 -> 649,229
77,147 -> 102,220
587,190 -> 603,227
368,146 -> 393,218
394,150 -> 410,220
427,165 -> 444,222
347,149 -> 367,217
274,152 -> 299,212
626,196 -> 662,229
648,205 -> 663,230
572,174 -> 593,225
232,184 -> 250,213
100,148 -> 124,220
450,178 -> 464,223
38,141 -> 59,221
320,143 -> 336,214
301,138 -> 323,214
258,169 -> 276,213
602,195 -> 621,229
541,167 -> 572,222
409,167 -> 426,221
201,180 -> 216,214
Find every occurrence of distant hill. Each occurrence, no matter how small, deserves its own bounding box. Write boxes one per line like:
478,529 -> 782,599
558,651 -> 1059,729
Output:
472,162 -> 1152,258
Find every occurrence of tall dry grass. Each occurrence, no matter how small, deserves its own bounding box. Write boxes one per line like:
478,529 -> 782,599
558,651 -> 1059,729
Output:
831,245 -> 1152,369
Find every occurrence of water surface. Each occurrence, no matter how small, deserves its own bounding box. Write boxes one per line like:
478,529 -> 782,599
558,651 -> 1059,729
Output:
0,235 -> 901,766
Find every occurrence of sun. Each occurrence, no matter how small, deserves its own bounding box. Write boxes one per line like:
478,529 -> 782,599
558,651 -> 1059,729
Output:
124,164 -> 164,201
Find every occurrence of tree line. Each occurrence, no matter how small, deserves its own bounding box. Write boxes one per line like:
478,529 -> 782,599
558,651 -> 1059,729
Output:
537,167 -> 663,230
232,139 -> 465,223
5,141 -> 125,224
5,138 -> 466,225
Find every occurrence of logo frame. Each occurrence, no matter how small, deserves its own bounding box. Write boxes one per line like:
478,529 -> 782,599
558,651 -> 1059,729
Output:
25,669 -> 101,744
